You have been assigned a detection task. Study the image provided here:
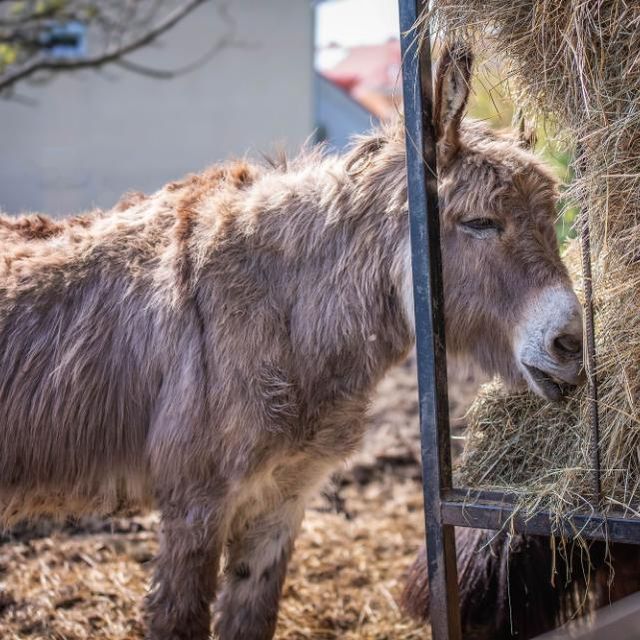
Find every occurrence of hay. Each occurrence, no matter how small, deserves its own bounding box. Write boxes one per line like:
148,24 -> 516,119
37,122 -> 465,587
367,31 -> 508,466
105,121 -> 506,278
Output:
422,1 -> 640,516
0,482 -> 428,640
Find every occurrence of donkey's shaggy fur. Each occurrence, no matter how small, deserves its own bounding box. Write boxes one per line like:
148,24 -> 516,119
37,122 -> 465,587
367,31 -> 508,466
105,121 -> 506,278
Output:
403,528 -> 640,639
0,46 -> 583,639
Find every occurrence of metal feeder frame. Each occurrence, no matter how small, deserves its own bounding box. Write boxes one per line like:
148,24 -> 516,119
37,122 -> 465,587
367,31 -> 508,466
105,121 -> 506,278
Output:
398,1 -> 640,638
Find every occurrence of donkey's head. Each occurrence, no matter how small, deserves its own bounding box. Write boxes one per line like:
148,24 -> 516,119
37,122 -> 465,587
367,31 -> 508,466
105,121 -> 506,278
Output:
430,45 -> 583,400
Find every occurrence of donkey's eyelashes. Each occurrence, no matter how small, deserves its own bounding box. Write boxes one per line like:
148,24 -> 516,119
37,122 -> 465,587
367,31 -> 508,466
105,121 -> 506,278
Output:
459,217 -> 503,237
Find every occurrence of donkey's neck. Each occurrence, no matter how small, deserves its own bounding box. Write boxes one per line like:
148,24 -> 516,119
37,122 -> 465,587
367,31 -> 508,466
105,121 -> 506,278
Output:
278,152 -> 414,411
190,130 -> 414,415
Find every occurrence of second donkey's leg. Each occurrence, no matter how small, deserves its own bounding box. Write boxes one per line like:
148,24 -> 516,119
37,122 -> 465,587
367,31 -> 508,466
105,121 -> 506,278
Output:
214,495 -> 306,640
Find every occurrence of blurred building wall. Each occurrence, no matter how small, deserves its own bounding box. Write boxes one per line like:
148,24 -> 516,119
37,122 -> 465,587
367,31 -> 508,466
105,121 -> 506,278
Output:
0,0 -> 313,216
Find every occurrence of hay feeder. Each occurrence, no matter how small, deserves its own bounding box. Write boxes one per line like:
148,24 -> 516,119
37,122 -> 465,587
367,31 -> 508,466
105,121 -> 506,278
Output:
398,0 -> 640,638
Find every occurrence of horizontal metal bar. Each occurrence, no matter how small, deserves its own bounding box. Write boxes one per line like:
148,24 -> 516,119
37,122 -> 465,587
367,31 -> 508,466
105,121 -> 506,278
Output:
442,488 -> 640,545
446,487 -> 517,505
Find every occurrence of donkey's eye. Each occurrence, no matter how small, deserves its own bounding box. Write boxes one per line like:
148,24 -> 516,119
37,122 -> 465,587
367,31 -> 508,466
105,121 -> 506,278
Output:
460,218 -> 502,236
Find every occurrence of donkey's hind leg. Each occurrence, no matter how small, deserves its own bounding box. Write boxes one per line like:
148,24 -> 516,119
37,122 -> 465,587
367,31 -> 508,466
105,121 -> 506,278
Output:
214,493 -> 306,640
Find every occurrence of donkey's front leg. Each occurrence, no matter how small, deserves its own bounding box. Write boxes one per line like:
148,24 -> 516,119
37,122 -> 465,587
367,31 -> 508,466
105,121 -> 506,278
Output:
214,495 -> 306,640
146,492 -> 228,640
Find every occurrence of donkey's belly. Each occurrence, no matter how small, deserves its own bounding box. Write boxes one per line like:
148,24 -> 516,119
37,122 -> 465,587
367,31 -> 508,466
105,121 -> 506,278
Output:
0,467 -> 154,527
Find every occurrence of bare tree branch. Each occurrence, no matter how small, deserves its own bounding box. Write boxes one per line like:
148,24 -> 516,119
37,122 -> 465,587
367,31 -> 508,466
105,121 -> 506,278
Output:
0,0 -> 209,92
114,33 -> 252,80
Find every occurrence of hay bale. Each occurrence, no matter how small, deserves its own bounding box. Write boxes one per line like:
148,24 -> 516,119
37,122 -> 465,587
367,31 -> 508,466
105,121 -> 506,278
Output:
422,1 -> 640,515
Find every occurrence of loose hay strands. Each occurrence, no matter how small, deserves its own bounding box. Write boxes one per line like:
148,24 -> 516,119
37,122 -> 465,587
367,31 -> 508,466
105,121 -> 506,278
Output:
418,1 -> 640,518
0,482 -> 430,640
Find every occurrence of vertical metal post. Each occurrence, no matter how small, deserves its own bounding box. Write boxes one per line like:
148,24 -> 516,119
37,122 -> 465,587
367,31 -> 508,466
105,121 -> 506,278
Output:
398,3 -> 461,639
576,149 -> 601,505
580,212 -> 602,503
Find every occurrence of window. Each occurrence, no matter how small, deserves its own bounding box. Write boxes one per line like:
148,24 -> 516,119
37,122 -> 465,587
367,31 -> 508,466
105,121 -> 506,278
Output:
40,21 -> 86,60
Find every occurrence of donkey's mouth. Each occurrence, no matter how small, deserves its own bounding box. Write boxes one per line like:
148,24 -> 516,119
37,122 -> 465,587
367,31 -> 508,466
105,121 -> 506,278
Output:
523,364 -> 575,402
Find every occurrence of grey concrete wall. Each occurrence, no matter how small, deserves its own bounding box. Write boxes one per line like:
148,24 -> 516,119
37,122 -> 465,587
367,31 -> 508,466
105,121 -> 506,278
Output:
0,0 -> 313,216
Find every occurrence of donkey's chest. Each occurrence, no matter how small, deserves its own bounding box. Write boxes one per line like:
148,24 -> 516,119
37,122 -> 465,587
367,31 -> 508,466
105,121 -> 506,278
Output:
300,400 -> 370,461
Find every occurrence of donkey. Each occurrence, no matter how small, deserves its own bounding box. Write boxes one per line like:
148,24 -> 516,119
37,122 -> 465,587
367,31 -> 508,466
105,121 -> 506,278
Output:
0,44 -> 583,639
403,528 -> 640,639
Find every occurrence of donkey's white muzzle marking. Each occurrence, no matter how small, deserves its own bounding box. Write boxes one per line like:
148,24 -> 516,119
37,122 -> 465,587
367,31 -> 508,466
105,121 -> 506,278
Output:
515,284 -> 584,401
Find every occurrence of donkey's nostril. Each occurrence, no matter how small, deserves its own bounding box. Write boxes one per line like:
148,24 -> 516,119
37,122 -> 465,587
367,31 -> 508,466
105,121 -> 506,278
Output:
553,333 -> 582,356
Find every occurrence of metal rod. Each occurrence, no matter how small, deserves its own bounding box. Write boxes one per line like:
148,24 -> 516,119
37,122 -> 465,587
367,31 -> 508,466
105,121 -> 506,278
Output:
440,488 -> 640,544
398,2 -> 461,639
579,154 -> 602,504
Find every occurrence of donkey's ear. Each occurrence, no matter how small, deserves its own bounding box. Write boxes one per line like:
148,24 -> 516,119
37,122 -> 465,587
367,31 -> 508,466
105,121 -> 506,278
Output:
515,110 -> 538,150
344,135 -> 385,177
433,42 -> 473,167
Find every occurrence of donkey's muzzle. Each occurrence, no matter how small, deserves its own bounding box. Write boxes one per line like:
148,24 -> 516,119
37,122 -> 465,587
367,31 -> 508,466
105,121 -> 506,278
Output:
516,284 -> 584,402
523,363 -> 580,402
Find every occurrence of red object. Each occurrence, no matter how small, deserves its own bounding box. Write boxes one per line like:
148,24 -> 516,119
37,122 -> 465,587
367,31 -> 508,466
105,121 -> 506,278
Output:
320,40 -> 402,119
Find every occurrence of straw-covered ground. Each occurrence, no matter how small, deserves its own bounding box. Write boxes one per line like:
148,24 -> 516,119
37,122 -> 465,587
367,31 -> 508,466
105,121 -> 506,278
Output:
425,0 -> 640,519
0,359 -> 480,640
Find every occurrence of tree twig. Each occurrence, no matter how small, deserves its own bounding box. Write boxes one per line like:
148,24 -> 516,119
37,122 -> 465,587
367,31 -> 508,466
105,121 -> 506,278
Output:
0,0 -> 208,92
